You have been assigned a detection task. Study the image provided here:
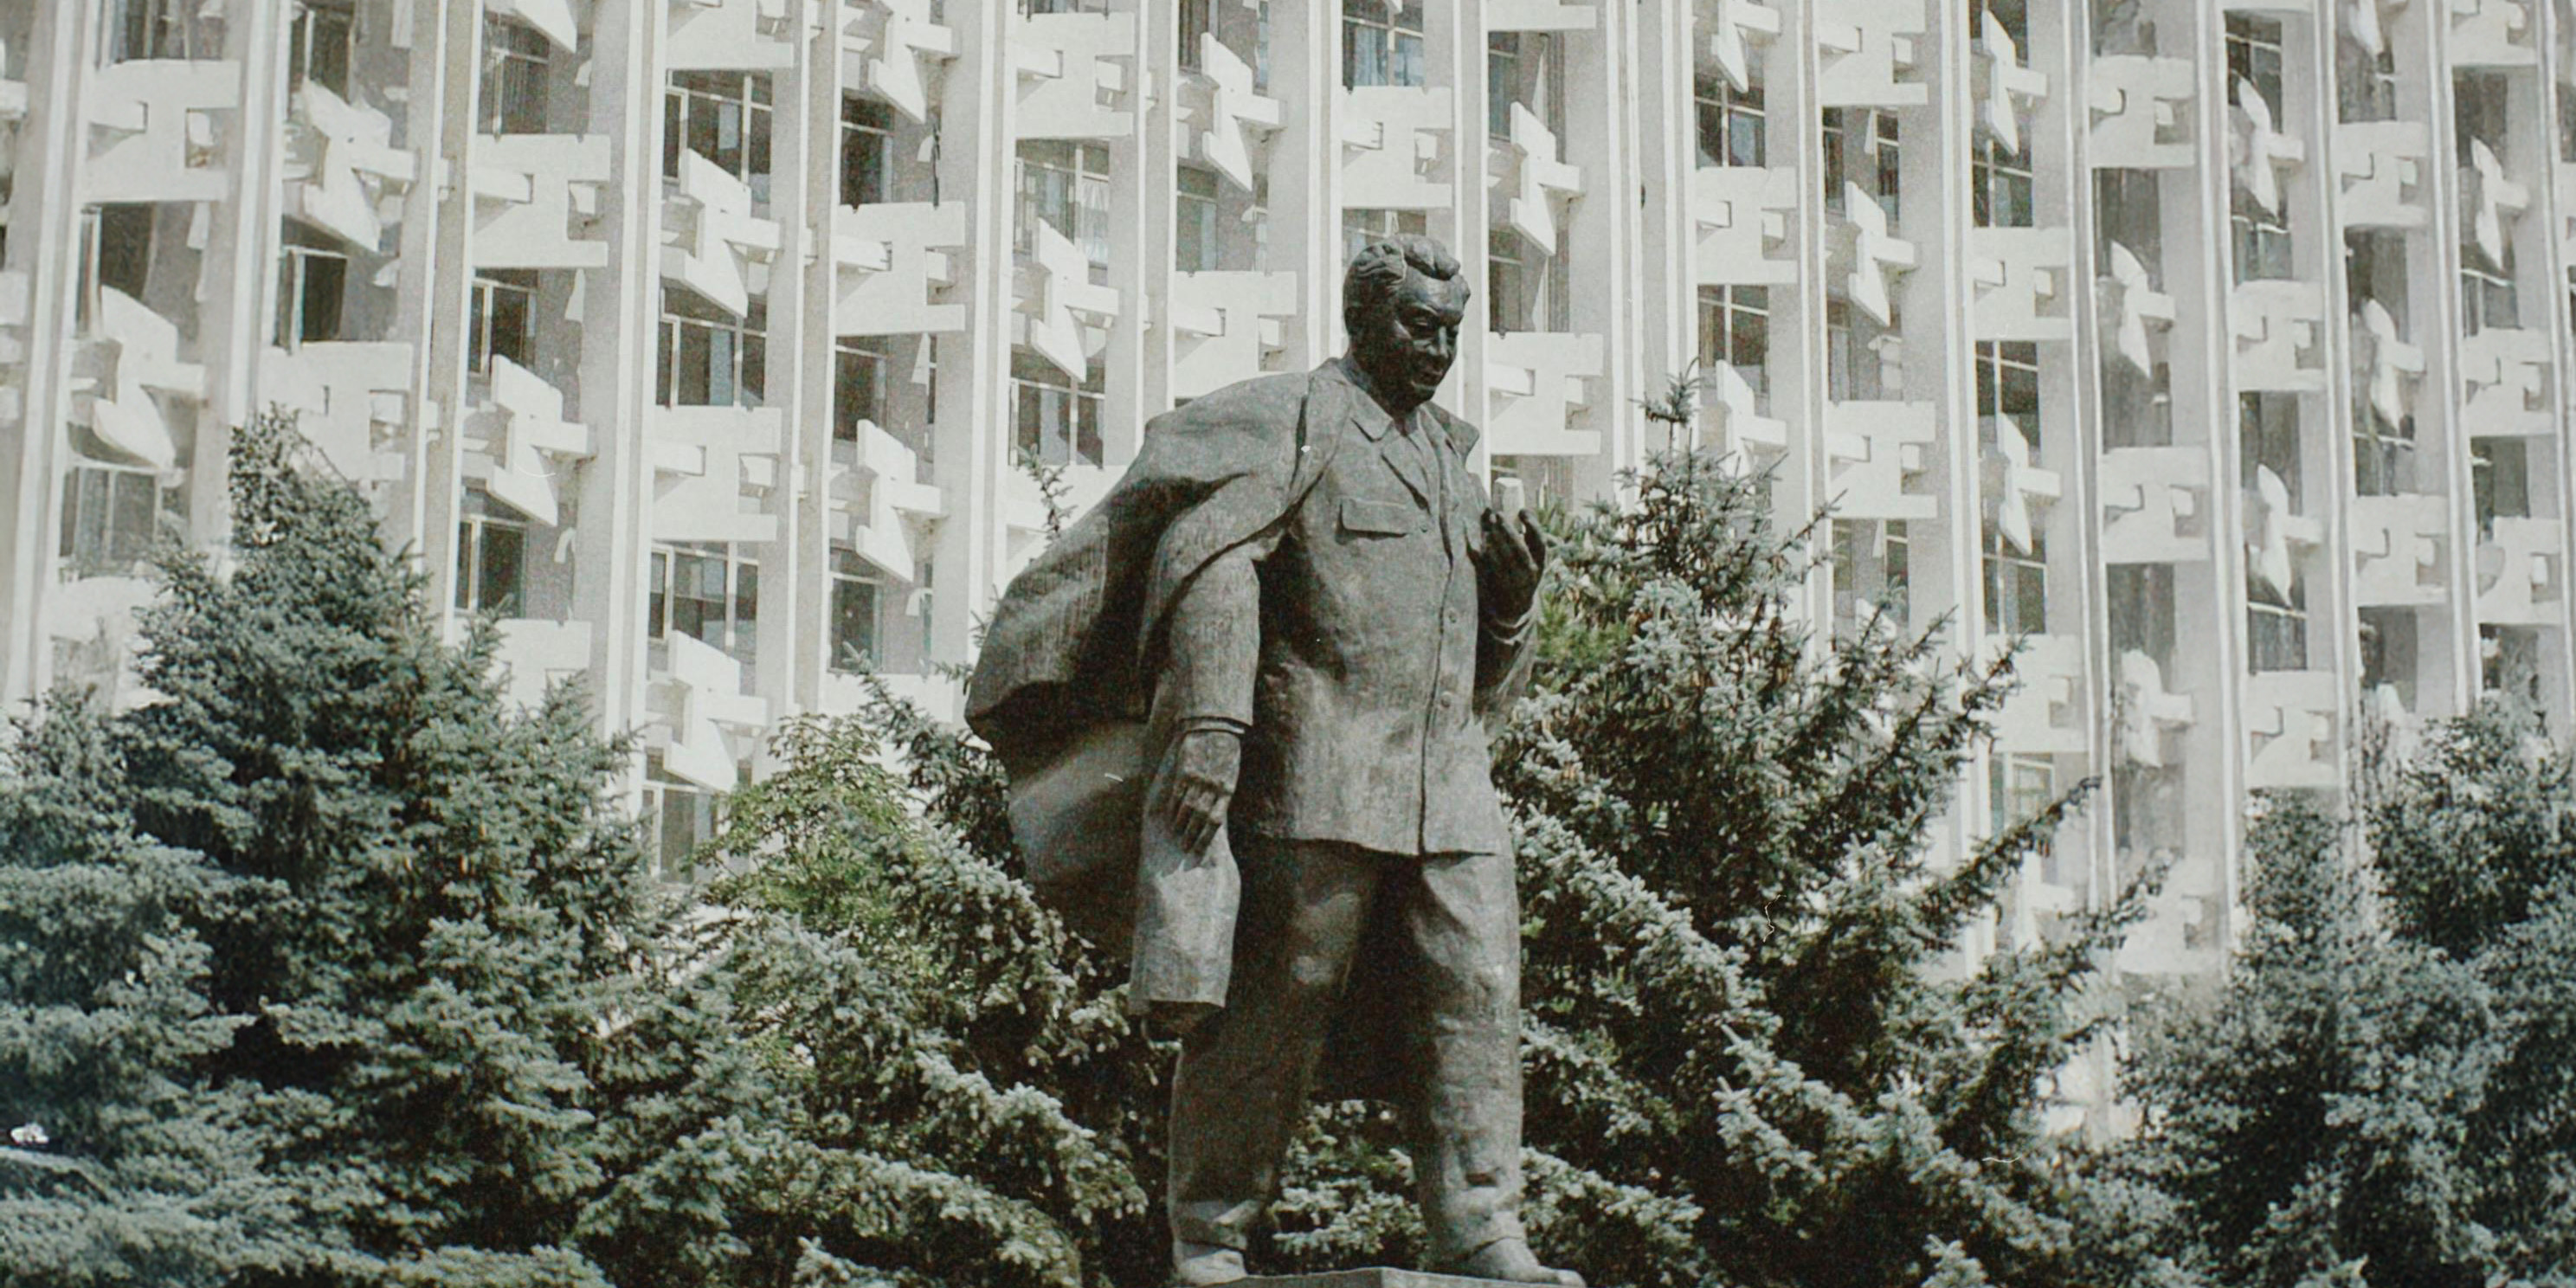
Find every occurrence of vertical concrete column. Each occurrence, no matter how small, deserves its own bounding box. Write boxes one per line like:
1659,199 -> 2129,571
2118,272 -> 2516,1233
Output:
576,0 -> 668,744
790,4 -> 840,712
767,3 -> 823,724
0,0 -> 95,703
1630,0 -> 1700,454
928,3 -> 1018,664
195,0 -> 293,546
1561,0 -> 1636,499
1266,1 -> 1342,366
415,0 -> 484,632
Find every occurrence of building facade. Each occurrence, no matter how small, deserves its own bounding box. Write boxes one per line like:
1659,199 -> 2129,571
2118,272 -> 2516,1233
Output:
5,0 -> 2576,1045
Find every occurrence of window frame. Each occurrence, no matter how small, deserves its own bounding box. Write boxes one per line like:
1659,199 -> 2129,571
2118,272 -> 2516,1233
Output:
1823,107 -> 1902,224
454,493 -> 530,619
1981,519 -> 2049,637
287,0 -> 357,99
656,285 -> 769,409
664,70 -> 776,205
468,268 -> 539,377
58,462 -> 169,580
1975,339 -> 2043,454
829,548 -> 887,674
274,227 -> 350,350
1011,347 -> 1106,467
1694,72 -> 1767,169
1343,0 -> 1426,89
479,16 -> 551,136
1176,165 -> 1223,274
1015,139 -> 1114,279
1698,284 -> 1772,412
840,93 -> 898,208
648,541 -> 761,661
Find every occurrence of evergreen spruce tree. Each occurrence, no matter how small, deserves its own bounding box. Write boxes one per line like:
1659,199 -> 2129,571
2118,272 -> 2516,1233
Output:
2109,704 -> 2576,1288
0,692 -> 304,1285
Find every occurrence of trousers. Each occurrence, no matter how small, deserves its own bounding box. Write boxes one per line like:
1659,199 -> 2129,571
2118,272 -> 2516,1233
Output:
1165,834 -> 1527,1262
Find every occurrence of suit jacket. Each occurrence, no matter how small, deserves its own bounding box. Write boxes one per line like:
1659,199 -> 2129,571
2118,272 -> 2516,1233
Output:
1172,357 -> 1534,856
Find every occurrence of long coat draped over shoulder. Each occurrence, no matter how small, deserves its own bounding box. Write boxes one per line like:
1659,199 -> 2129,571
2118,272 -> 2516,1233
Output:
963,365 -> 1355,1001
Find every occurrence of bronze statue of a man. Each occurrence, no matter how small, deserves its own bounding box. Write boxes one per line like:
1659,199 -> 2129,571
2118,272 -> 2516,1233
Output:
967,237 -> 1577,1287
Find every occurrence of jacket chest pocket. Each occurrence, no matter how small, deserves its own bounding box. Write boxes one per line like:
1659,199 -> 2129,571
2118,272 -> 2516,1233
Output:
1337,496 -> 1424,538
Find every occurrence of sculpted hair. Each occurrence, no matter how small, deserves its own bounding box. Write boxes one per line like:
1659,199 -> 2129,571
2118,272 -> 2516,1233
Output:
1343,235 -> 1465,334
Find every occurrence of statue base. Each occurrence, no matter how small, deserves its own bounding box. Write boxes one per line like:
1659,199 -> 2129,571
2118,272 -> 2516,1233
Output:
1228,1273 -> 1535,1286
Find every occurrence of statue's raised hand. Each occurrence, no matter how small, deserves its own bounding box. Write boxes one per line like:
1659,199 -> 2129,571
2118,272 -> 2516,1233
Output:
1156,727 -> 1240,855
1478,508 -> 1548,623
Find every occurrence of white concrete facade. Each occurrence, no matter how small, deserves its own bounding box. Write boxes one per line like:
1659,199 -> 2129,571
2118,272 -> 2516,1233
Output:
6,0 -> 2576,1021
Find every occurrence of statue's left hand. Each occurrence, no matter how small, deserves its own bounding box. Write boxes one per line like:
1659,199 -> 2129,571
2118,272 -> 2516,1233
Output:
1478,508 -> 1549,623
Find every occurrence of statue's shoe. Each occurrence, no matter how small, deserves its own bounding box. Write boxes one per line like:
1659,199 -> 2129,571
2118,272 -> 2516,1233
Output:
1169,1240 -> 1247,1286
1438,1238 -> 1586,1286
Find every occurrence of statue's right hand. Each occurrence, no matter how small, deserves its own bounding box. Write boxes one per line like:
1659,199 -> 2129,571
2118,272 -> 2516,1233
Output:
1156,727 -> 1241,855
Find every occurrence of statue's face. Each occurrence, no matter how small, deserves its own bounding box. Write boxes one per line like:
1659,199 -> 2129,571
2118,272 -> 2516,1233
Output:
1353,271 -> 1468,415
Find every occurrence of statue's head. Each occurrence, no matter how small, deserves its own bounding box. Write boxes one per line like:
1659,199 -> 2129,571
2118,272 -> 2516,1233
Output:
1342,235 -> 1469,417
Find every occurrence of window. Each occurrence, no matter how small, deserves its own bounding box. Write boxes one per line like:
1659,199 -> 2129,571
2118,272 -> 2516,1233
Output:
830,548 -> 885,673
2471,437 -> 2529,538
1982,521 -> 2047,635
2225,16 -> 2285,120
1341,207 -> 1426,263
1990,753 -> 2058,872
2094,170 -> 2163,271
59,465 -> 167,578
2247,567 -> 2309,673
2231,190 -> 2294,283
649,542 -> 759,660
1822,108 -> 1901,224
288,1 -> 355,98
1489,228 -> 1538,334
665,71 -> 775,204
1343,0 -> 1425,89
1831,518 -> 1909,641
641,754 -> 724,880
834,335 -> 892,442
2336,34 -> 2398,122
1826,299 -> 1896,402
480,16 -> 550,135
2093,0 -> 2157,55
1974,137 -> 2033,228
840,95 -> 898,207
1697,286 -> 1770,411
106,0 -> 223,62
468,269 -> 538,376
1177,166 -> 1222,274
1976,340 -> 2042,453
2354,407 -> 2418,496
2358,606 -> 2418,709
2481,625 -> 2543,707
1013,349 -> 1104,467
2462,248 -> 2521,333
2239,392 -> 2301,509
1695,72 -> 1765,168
79,203 -> 156,332
1181,0 -> 1214,71
657,286 -> 766,408
1016,140 -> 1112,277
2347,232 -> 2415,494
274,223 -> 347,348
454,493 -> 527,618
1486,31 -> 1562,138
2108,563 -> 2174,670
1487,33 -> 1522,135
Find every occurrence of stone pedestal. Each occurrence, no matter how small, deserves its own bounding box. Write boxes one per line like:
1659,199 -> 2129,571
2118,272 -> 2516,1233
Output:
1231,1272 -> 1533,1287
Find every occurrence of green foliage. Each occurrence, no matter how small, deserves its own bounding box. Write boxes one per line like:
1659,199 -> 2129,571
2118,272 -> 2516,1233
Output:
2111,705 -> 2576,1288
1479,423 -> 2137,1288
